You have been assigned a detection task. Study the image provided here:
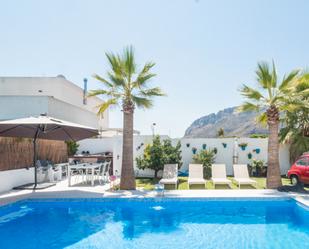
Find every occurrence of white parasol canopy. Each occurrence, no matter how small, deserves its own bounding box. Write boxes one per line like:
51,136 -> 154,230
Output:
0,115 -> 99,188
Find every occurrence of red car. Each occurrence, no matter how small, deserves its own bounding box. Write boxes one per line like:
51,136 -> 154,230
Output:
287,153 -> 309,185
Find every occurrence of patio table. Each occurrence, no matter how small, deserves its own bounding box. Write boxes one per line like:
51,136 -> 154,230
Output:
68,163 -> 101,186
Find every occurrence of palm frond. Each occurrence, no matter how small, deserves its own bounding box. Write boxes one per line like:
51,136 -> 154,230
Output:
279,69 -> 300,91
87,89 -> 109,98
134,62 -> 156,88
96,98 -> 118,114
91,47 -> 164,114
134,73 -> 157,88
271,60 -> 277,88
240,84 -> 264,100
131,95 -> 153,109
105,52 -> 124,76
279,127 -> 295,143
238,102 -> 260,112
256,112 -> 267,126
140,87 -> 166,97
92,74 -> 114,88
256,62 -> 272,89
123,46 -> 136,80
107,72 -> 126,87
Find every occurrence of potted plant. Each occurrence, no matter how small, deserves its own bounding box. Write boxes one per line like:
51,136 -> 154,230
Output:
247,152 -> 252,159
253,148 -> 261,154
251,159 -> 264,177
239,142 -> 248,151
202,144 -> 207,150
192,147 -> 197,154
192,149 -> 216,179
222,143 -> 227,148
213,147 -> 218,154
186,143 -> 190,148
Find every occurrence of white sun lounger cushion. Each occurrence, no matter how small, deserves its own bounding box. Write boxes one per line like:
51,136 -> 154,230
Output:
211,164 -> 231,185
188,164 -> 206,185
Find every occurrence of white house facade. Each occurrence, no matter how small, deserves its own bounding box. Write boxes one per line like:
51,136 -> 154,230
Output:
0,76 -> 108,129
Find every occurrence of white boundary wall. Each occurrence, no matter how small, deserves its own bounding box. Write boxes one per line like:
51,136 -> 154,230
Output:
0,168 -> 34,193
0,136 -> 291,193
78,136 -> 291,177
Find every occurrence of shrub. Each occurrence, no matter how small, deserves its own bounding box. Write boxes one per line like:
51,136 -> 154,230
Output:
192,149 -> 216,178
248,159 -> 265,176
65,141 -> 79,156
249,134 -> 268,138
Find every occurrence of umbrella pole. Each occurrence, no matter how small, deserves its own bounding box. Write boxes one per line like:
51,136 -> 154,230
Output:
33,129 -> 40,189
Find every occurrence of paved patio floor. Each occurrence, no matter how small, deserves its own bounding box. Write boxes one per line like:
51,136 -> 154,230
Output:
0,178 -> 308,207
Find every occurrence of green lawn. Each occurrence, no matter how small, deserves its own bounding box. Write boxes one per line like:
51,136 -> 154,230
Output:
136,176 -> 306,190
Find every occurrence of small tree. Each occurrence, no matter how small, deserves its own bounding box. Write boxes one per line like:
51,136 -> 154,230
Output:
136,136 -> 182,178
162,139 -> 182,168
193,149 -> 216,178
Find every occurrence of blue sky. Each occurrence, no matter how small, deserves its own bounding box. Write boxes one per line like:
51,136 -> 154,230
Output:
1,0 -> 308,137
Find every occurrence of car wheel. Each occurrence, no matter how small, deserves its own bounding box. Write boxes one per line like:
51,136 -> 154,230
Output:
290,175 -> 299,186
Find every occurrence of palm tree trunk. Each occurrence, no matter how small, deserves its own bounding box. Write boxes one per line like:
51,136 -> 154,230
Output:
266,106 -> 282,189
120,104 -> 136,190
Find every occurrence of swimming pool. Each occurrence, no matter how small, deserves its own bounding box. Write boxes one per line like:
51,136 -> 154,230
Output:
0,198 -> 308,249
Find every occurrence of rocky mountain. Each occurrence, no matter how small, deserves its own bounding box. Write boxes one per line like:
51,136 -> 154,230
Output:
184,106 -> 268,138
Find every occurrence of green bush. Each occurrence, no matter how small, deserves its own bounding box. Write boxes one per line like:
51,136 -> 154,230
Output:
249,134 -> 268,138
136,136 -> 182,178
192,149 -> 216,178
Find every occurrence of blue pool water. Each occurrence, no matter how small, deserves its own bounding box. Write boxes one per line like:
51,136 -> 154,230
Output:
0,198 -> 309,249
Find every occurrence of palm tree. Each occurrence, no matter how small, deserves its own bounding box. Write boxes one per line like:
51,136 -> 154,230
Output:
239,61 -> 303,189
89,46 -> 165,190
280,73 -> 309,163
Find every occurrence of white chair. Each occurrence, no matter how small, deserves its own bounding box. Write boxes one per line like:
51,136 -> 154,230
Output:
159,164 -> 178,189
188,164 -> 206,189
103,161 -> 111,183
94,162 -> 109,184
233,164 -> 257,189
49,165 -> 62,182
211,164 -> 232,188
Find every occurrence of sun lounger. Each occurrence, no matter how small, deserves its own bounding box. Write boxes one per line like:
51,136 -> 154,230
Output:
211,164 -> 232,188
233,164 -> 257,189
188,164 -> 206,188
159,164 -> 178,189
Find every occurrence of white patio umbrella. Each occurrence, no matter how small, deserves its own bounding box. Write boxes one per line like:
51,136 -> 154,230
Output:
0,115 -> 99,188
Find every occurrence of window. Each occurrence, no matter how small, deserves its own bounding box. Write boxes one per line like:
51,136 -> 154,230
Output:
296,157 -> 309,166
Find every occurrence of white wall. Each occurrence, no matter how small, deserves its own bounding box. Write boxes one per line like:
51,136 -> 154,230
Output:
0,136 -> 292,192
0,96 -> 103,129
48,97 -> 104,129
78,137 -> 115,154
0,96 -> 49,119
180,138 -> 235,175
0,77 -> 109,130
0,168 -> 34,193
79,136 -> 291,177
179,138 -> 289,175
